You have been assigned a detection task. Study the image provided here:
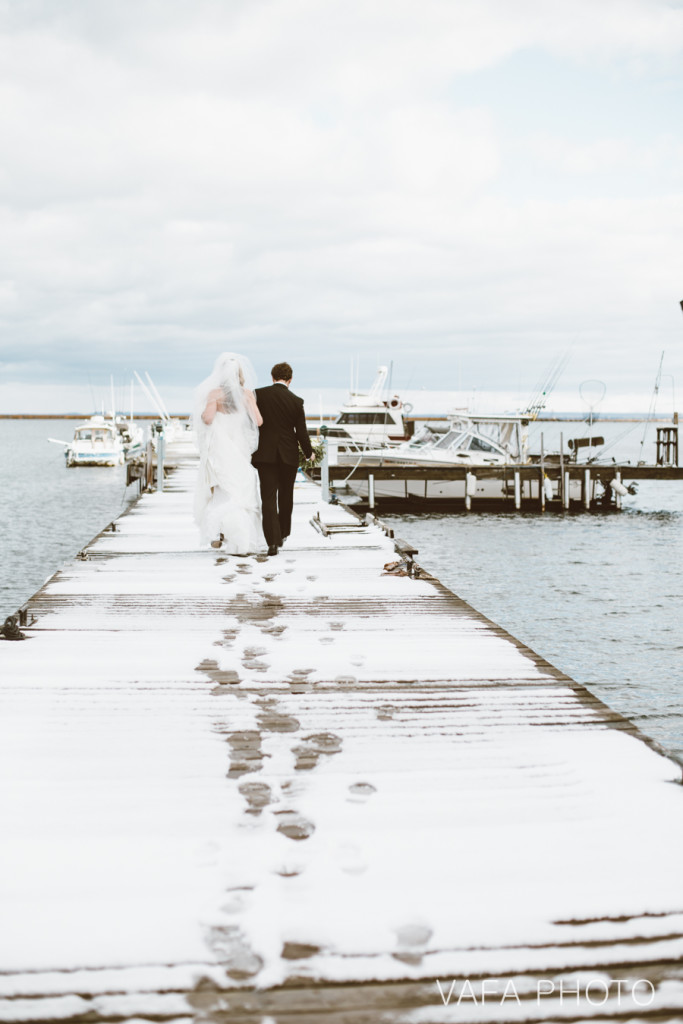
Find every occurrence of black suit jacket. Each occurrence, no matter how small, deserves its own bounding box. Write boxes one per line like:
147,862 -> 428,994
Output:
252,383 -> 313,465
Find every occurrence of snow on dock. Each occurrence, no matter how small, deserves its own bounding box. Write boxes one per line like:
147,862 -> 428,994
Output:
1,463 -> 683,1022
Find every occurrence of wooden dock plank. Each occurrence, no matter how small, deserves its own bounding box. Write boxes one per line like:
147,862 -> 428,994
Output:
1,464 -> 683,1021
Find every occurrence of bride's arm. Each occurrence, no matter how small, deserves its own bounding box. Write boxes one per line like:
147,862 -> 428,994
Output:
244,389 -> 263,427
201,389 -> 219,425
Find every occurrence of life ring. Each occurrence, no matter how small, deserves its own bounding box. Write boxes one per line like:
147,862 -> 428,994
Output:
389,396 -> 401,408
402,402 -> 413,414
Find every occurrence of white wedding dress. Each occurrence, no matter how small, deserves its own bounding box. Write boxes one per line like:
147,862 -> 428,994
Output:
193,354 -> 267,555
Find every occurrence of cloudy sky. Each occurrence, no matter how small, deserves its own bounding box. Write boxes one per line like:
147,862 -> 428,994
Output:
1,0 -> 682,413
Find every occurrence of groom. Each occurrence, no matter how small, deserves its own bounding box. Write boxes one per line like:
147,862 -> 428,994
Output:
253,361 -> 313,556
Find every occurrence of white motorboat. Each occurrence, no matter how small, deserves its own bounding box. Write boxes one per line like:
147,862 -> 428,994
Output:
49,376 -> 147,467
326,366 -> 412,448
338,413 -> 584,503
49,415 -> 126,467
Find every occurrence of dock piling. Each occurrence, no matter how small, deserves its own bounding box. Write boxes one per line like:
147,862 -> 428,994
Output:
583,468 -> 591,510
540,433 -> 545,511
320,430 -> 330,503
154,422 -> 165,493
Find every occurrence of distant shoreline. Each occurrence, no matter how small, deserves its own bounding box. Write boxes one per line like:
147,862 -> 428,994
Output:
0,413 -> 674,423
0,414 -> 190,420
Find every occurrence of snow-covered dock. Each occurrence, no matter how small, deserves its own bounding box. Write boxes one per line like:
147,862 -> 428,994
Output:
1,464 -> 683,1023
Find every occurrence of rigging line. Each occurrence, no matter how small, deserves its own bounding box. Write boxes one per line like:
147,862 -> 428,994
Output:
524,351 -> 570,419
596,420 -> 640,459
339,452 -> 368,487
638,351 -> 664,462
529,353 -> 562,410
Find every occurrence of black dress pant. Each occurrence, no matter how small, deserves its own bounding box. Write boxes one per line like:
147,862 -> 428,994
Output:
255,456 -> 298,547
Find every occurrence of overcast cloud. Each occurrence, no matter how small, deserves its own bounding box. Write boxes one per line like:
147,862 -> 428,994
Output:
1,0 -> 682,412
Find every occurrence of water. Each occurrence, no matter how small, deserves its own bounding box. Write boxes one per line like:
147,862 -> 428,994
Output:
0,420 -> 140,613
2,418 -> 682,763
389,483 -> 683,762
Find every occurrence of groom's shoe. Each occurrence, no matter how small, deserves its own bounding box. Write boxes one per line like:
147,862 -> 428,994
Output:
267,544 -> 279,556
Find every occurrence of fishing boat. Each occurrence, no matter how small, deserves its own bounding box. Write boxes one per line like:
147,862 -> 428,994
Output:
326,366 -> 412,449
336,413 -> 586,503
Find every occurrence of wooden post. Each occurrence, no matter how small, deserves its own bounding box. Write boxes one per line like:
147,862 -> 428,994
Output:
145,440 -> 154,490
320,433 -> 330,503
540,432 -> 545,511
156,427 -> 165,493
559,432 -> 565,506
514,470 -> 521,510
563,471 -> 570,509
583,468 -> 591,510
368,473 -> 375,509
615,470 -> 622,510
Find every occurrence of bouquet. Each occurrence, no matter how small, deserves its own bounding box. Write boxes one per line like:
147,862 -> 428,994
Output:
299,439 -> 325,470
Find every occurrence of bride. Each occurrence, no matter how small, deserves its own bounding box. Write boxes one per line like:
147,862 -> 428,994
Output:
193,352 -> 267,555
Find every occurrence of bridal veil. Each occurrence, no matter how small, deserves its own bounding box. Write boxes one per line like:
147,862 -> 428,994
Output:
192,352 -> 266,553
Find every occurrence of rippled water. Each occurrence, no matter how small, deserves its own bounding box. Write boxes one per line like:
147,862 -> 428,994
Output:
2,418 -> 682,762
389,483 -> 683,762
0,419 -> 140,614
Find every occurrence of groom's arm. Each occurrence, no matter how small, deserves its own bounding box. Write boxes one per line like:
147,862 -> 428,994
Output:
294,398 -> 313,459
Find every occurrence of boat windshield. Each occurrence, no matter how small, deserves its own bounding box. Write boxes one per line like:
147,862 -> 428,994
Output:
433,428 -> 468,450
405,425 -> 438,448
468,435 -> 501,454
337,411 -> 400,425
76,428 -> 113,442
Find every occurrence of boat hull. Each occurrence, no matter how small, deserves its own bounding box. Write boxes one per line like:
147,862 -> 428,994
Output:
66,450 -> 125,467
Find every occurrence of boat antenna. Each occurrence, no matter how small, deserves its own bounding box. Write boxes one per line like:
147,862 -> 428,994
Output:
145,372 -> 171,420
87,372 -> 96,413
382,360 -> 394,435
134,371 -> 166,419
638,350 -> 664,463
579,379 -> 606,439
110,375 -> 116,420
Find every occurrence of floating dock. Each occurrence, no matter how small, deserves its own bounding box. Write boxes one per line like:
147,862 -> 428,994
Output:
316,461 -> 683,511
1,464 -> 683,1021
